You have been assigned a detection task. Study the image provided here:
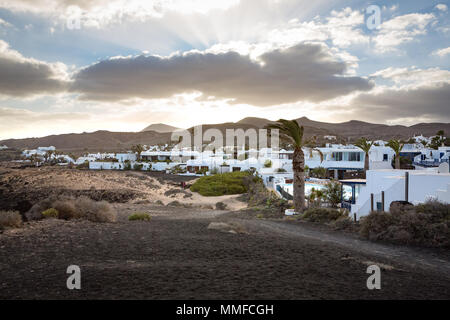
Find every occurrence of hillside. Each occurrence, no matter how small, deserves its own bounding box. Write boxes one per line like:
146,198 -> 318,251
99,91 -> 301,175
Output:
0,130 -> 172,155
141,123 -> 182,133
1,117 -> 448,152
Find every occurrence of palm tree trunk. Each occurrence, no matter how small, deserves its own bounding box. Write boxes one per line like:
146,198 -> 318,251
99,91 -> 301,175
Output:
293,147 -> 306,213
395,154 -> 400,169
364,154 -> 369,172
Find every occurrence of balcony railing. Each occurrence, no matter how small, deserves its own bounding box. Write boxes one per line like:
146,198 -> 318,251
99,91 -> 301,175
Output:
413,159 -> 449,167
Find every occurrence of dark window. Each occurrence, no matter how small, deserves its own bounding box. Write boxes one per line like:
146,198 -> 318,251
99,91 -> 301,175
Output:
383,154 -> 388,161
348,152 -> 361,161
332,152 -> 343,161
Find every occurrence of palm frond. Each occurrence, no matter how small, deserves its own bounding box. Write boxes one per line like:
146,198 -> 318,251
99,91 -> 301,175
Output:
266,119 -> 304,148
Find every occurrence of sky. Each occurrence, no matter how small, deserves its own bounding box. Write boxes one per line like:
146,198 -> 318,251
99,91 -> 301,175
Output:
0,0 -> 449,139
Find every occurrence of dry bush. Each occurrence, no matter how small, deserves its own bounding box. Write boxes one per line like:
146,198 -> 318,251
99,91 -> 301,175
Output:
0,210 -> 22,228
215,202 -> 227,210
52,199 -> 80,220
25,196 -> 117,223
330,216 -> 354,230
26,196 -> 58,221
360,200 -> 450,247
72,197 -> 117,223
301,208 -> 348,223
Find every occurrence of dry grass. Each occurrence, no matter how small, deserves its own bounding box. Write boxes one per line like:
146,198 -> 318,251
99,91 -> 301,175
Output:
301,208 -> 349,223
360,200 -> 450,247
26,196 -> 117,223
0,210 -> 22,228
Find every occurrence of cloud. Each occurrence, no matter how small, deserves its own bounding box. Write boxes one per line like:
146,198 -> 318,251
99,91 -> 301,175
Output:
267,7 -> 368,49
71,43 -> 373,105
435,4 -> 448,12
0,40 -> 69,97
0,106 -> 88,122
352,83 -> 450,123
372,13 -> 436,53
371,67 -> 450,86
432,47 -> 450,57
0,0 -> 241,28
0,18 -> 12,28
0,106 -> 92,139
349,67 -> 450,123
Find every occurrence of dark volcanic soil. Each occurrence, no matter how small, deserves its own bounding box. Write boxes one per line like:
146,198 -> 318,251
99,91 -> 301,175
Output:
0,204 -> 449,300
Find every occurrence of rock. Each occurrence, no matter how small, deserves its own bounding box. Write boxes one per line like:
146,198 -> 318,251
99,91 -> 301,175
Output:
215,202 -> 227,210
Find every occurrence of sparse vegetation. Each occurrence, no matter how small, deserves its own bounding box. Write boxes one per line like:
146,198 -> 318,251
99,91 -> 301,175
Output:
215,202 -> 227,210
360,200 -> 450,247
190,171 -> 252,196
42,208 -> 59,218
128,212 -> 151,221
76,160 -> 89,170
323,180 -> 342,208
0,210 -> 22,228
310,167 -> 327,179
27,196 -> 117,223
301,207 -> 349,223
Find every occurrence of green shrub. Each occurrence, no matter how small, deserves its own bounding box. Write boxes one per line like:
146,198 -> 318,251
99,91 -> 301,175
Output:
129,212 -> 151,221
276,168 -> 287,173
324,180 -> 342,208
264,159 -> 272,168
209,167 -> 219,174
190,171 -> 252,196
123,162 -> 132,170
0,210 -> 22,228
310,167 -> 327,179
76,160 -> 89,170
133,163 -> 144,171
42,208 -> 59,218
301,208 -> 348,223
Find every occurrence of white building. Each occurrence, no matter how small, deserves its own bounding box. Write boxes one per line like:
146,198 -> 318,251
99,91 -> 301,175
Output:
349,168 -> 450,219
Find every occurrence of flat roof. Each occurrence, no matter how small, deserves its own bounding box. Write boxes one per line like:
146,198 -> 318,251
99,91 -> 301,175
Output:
339,179 -> 367,184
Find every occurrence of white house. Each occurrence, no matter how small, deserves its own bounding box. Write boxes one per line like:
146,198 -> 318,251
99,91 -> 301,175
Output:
350,169 -> 450,219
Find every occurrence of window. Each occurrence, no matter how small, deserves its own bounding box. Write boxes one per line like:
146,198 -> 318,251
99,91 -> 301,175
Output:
348,152 -> 361,162
332,152 -> 343,161
383,154 -> 388,161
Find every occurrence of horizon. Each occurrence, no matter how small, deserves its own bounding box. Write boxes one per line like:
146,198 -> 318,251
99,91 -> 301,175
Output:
2,115 -> 450,141
0,0 -> 449,140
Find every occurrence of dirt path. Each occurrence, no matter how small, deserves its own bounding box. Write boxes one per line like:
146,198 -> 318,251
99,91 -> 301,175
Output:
0,206 -> 449,299
238,219 -> 450,278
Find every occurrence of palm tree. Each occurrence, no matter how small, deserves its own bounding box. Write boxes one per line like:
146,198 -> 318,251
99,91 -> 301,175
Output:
386,139 -> 404,169
131,144 -> 145,161
266,119 -> 322,213
354,138 -> 373,172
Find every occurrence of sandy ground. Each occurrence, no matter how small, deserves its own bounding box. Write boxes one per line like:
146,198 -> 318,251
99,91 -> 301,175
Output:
0,166 -> 247,213
0,166 -> 449,299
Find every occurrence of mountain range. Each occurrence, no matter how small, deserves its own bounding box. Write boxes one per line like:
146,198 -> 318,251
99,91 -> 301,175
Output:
1,117 -> 448,154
